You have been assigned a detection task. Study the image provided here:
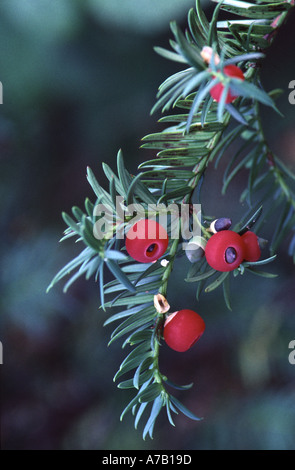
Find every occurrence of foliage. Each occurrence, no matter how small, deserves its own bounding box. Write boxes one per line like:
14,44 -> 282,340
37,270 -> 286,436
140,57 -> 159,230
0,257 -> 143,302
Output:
48,0 -> 295,439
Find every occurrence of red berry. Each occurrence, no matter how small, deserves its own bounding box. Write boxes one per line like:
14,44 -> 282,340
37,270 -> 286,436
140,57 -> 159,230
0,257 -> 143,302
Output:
164,309 -> 205,352
210,65 -> 245,104
205,230 -> 245,272
241,231 -> 261,262
125,219 -> 169,263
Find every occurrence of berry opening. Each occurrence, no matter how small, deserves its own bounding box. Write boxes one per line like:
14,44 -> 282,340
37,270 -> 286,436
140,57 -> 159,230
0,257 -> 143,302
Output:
125,219 -> 169,263
205,230 -> 245,271
225,246 -> 237,264
146,243 -> 158,257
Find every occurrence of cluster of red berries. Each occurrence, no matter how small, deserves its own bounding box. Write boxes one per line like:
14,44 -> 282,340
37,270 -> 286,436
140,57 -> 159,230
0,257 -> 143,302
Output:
125,219 -> 204,352
124,217 -> 261,353
125,217 -> 261,271
123,58 -> 248,354
205,229 -> 261,272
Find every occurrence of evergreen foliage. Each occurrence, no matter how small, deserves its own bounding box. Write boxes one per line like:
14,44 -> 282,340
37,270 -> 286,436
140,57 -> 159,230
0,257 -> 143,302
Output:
48,0 -> 295,439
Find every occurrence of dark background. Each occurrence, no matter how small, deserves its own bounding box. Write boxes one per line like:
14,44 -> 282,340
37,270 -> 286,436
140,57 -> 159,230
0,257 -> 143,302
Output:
1,0 -> 295,450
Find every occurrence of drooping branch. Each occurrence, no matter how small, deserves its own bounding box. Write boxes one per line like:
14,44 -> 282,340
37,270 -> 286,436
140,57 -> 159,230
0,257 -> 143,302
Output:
48,0 -> 295,439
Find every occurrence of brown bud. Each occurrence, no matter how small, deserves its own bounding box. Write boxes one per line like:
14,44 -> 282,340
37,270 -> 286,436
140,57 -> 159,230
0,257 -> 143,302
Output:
154,293 -> 170,314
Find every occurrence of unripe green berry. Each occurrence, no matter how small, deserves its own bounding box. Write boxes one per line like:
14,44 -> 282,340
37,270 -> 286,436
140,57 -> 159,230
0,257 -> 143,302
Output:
185,236 -> 206,263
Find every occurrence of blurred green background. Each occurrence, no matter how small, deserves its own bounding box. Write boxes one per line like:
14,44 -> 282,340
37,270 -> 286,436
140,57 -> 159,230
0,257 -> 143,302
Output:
1,0 -> 295,450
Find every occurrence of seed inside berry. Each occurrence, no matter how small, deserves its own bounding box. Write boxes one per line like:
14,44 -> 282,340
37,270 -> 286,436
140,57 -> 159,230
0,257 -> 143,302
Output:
214,217 -> 232,232
225,246 -> 237,264
146,243 -> 156,255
